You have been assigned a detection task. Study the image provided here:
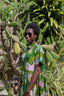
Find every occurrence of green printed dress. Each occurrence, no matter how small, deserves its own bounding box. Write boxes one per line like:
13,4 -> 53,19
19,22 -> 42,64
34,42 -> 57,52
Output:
20,42 -> 47,96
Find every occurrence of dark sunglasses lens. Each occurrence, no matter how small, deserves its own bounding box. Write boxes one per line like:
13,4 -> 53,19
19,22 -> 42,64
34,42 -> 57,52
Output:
24,33 -> 32,37
15,83 -> 18,86
28,33 -> 32,37
24,33 -> 27,37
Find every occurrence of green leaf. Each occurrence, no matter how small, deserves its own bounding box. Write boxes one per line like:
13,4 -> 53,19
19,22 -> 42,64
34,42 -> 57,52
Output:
7,39 -> 10,47
38,19 -> 45,25
42,27 -> 47,33
20,39 -> 27,50
33,2 -> 40,7
27,14 -> 30,23
47,37 -> 51,44
10,35 -> 19,42
33,14 -> 45,21
3,5 -> 13,12
3,0 -> 11,5
48,11 -> 51,17
0,9 -> 3,14
0,21 -> 5,27
0,0 -> 4,9
51,35 -> 54,43
7,22 -> 18,27
24,1 -> 33,11
33,8 -> 41,12
42,6 -> 46,9
58,10 -> 64,15
55,36 -> 58,41
17,31 -> 22,41
38,14 -> 45,17
53,20 -> 58,29
42,0 -> 46,5
53,28 -> 59,35
58,25 -> 61,30
50,18 -> 53,27
1,12 -> 7,21
5,29 -> 10,39
3,34 -> 7,39
20,28 -> 24,35
22,38 -> 27,45
38,33 -> 43,43
10,10 -> 16,21
21,14 -> 27,23
0,45 -> 2,50
13,0 -> 18,12
41,22 -> 49,33
60,40 -> 64,48
61,6 -> 64,12
50,60 -> 56,71
7,5 -> 13,12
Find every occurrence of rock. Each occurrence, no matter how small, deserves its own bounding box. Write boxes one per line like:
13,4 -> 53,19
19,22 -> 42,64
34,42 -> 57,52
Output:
0,80 -> 8,96
0,90 -> 8,96
0,80 -> 4,88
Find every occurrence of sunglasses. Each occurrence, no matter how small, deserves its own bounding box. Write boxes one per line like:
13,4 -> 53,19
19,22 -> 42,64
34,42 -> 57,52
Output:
24,32 -> 32,37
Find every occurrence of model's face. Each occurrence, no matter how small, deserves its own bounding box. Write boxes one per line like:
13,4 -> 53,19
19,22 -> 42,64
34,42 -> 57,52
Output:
24,28 -> 37,45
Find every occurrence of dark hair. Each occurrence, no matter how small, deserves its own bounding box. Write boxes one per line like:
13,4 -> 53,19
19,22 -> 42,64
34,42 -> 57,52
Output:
25,22 -> 40,41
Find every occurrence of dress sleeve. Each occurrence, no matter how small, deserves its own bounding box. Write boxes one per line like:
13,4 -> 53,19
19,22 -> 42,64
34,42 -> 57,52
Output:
35,46 -> 45,71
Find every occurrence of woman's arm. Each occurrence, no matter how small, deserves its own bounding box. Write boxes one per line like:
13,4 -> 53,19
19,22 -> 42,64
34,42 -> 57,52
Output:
24,63 -> 42,96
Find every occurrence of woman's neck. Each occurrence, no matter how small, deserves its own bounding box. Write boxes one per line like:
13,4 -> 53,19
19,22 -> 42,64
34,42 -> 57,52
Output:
30,40 -> 35,45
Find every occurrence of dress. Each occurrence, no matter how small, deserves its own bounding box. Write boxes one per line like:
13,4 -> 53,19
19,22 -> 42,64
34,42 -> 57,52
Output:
20,42 -> 47,96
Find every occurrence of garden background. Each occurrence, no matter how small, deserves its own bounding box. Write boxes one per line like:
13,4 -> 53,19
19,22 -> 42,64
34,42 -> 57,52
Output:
0,0 -> 64,96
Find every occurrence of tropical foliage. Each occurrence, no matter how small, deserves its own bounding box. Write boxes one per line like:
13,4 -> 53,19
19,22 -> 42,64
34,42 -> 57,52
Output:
0,0 -> 64,96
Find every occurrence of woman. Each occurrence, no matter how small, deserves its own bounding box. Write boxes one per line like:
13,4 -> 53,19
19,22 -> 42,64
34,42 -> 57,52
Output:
20,22 -> 47,96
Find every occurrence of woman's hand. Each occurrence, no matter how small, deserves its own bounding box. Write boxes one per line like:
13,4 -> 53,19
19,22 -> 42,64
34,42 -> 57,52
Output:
24,91 -> 30,96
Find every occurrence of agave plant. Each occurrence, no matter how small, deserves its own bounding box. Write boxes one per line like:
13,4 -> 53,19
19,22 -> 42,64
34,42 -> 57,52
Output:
29,0 -> 64,44
46,64 -> 64,96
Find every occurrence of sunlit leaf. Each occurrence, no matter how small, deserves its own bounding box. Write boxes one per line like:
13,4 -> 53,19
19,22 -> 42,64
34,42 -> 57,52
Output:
3,0 -> 11,5
50,18 -> 53,26
0,0 -> 4,9
13,0 -> 18,12
53,20 -> 58,29
38,19 -> 45,25
1,12 -> 7,21
48,11 -> 51,17
50,60 -> 56,70
24,1 -> 33,11
51,35 -> 54,43
0,45 -> 2,50
61,6 -> 64,12
53,28 -> 59,35
7,39 -> 10,47
33,8 -> 41,12
47,37 -> 51,44
33,2 -> 40,7
38,33 -> 43,43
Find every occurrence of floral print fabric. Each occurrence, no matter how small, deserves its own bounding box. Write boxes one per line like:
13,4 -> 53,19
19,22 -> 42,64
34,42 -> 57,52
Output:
20,42 -> 47,96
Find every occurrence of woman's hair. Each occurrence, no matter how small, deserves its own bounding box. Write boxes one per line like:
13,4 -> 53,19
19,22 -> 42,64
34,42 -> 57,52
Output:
25,22 -> 40,41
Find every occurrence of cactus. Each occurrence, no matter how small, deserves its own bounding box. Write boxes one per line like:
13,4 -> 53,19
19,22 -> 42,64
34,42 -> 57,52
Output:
50,51 -> 59,59
10,35 -> 19,43
0,21 -> 5,27
5,29 -> 10,39
41,44 -> 54,51
13,42 -> 20,54
46,50 -> 55,62
7,22 -> 18,27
